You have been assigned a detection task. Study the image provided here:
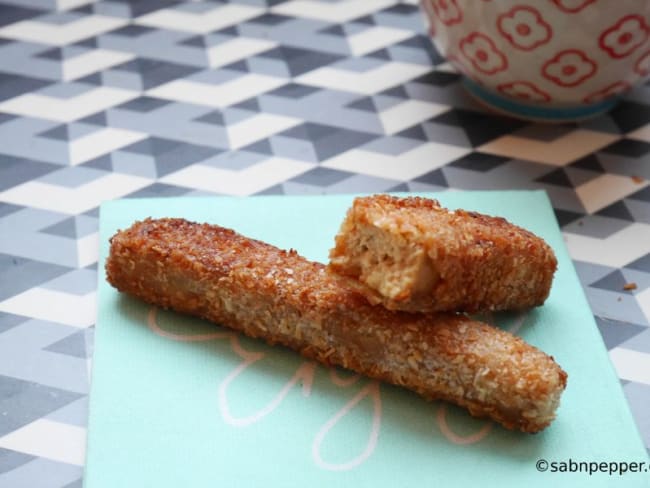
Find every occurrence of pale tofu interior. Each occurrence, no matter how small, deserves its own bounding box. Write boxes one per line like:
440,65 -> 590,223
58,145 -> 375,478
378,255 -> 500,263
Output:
352,224 -> 438,302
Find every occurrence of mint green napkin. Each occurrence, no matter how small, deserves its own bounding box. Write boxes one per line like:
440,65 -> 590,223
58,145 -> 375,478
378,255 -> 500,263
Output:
85,191 -> 650,487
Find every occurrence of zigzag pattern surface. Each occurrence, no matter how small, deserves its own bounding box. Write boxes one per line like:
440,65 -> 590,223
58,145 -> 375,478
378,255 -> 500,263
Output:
0,0 -> 649,485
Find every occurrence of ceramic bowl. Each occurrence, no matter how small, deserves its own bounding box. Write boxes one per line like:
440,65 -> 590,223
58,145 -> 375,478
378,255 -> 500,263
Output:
420,0 -> 650,121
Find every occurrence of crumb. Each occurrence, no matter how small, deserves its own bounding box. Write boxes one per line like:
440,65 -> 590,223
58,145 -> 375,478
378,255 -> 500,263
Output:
577,220 -> 583,226
617,297 -> 622,302
631,175 -> 644,184
623,282 -> 637,291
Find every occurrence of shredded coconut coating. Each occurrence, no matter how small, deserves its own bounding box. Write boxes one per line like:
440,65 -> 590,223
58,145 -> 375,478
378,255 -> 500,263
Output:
106,218 -> 567,433
329,194 -> 558,313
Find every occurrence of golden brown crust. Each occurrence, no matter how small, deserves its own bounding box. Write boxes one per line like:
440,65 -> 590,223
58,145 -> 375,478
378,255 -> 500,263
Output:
329,194 -> 558,313
106,218 -> 567,433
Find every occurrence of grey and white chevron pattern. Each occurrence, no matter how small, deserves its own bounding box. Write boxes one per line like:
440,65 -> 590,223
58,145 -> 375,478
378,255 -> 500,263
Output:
0,0 -> 649,486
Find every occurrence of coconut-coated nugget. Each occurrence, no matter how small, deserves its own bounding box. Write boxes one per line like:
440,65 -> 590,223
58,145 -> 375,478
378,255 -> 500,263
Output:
329,194 -> 558,313
106,218 -> 566,433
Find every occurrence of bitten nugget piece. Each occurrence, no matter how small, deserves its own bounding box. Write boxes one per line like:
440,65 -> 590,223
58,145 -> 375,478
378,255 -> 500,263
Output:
106,218 -> 566,433
329,195 -> 558,313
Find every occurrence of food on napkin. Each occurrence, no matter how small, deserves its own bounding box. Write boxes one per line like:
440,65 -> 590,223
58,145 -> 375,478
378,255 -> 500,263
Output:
106,217 -> 566,433
329,195 -> 557,314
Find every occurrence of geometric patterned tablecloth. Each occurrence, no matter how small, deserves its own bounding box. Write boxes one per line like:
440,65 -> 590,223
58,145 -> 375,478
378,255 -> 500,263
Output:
0,1 -> 648,486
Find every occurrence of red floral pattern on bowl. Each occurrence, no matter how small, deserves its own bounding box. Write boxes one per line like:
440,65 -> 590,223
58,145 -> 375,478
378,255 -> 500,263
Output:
420,0 -> 650,118
542,49 -> 597,87
583,81 -> 631,104
550,0 -> 596,14
635,50 -> 650,76
497,81 -> 551,102
459,32 -> 508,75
599,15 -> 649,59
497,6 -> 552,51
430,0 -> 463,26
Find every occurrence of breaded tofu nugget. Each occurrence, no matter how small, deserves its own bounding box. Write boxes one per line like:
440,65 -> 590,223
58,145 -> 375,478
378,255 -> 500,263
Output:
106,218 -> 566,433
329,195 -> 557,313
